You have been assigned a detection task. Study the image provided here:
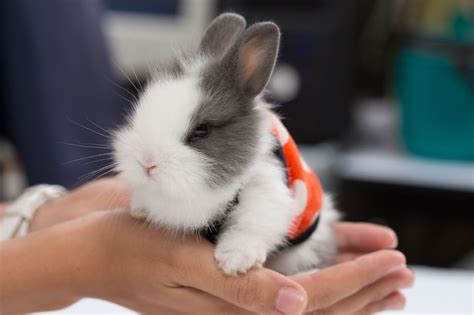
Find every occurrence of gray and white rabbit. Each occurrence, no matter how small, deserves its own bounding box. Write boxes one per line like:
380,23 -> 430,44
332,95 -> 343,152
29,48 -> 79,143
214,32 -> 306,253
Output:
113,13 -> 340,276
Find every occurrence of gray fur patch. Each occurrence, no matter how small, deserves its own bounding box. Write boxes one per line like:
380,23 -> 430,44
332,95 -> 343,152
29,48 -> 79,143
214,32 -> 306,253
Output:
185,59 -> 262,187
200,13 -> 246,58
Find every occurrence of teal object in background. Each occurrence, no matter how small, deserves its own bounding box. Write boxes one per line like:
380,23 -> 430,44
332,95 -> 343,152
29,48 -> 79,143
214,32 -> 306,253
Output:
395,48 -> 474,161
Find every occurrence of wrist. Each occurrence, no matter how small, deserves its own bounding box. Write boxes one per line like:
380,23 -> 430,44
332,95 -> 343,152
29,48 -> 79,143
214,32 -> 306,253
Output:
0,221 -> 85,312
0,206 -> 127,313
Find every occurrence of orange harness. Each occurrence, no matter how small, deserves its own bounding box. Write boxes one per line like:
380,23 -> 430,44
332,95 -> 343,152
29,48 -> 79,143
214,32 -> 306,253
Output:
271,118 -> 323,244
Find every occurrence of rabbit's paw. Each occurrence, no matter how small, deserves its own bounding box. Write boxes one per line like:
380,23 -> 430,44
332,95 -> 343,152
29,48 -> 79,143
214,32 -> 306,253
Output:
215,241 -> 267,276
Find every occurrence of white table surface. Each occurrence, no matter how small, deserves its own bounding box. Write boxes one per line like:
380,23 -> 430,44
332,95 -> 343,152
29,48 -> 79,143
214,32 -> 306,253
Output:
37,266 -> 473,314
337,149 -> 474,192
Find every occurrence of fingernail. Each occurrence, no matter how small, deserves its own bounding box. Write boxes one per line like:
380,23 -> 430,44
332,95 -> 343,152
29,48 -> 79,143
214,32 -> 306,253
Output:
390,230 -> 399,248
400,268 -> 415,289
275,287 -> 306,315
388,263 -> 407,274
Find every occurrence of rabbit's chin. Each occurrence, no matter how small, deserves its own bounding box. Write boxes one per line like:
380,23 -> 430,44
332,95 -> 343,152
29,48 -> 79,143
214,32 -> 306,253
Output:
130,177 -> 241,231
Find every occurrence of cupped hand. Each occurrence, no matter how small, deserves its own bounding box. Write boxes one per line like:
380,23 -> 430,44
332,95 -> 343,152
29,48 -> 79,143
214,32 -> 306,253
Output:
17,177 -> 413,314
75,211 -> 412,315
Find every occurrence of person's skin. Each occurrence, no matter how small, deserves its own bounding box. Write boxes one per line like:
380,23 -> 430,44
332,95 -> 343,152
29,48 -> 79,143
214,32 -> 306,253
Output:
0,178 -> 414,314
0,203 -> 6,217
28,178 -> 131,232
0,178 -> 129,230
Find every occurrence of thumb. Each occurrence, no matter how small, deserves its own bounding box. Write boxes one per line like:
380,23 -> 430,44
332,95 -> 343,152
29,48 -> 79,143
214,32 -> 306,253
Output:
180,244 -> 307,314
194,267 -> 307,315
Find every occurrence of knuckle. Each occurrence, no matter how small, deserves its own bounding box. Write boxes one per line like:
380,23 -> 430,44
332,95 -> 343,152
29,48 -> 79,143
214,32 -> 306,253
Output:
170,262 -> 192,285
305,274 -> 334,310
230,277 -> 259,307
310,288 -> 334,310
164,249 -> 194,285
237,280 -> 259,307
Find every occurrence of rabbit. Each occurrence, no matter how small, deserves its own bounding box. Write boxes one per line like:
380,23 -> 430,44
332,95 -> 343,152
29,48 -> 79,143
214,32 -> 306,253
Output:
113,13 -> 340,276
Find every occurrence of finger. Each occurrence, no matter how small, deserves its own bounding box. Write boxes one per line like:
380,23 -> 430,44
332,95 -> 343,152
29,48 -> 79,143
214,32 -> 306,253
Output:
318,267 -> 414,314
154,306 -> 251,315
356,291 -> 406,314
291,250 -> 406,311
335,222 -> 398,252
113,277 -> 254,314
177,241 -> 307,315
335,251 -> 366,263
164,286 -> 255,315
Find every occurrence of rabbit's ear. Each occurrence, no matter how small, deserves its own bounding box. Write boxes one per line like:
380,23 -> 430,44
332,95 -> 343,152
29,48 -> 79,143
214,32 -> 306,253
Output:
223,22 -> 280,97
200,13 -> 246,57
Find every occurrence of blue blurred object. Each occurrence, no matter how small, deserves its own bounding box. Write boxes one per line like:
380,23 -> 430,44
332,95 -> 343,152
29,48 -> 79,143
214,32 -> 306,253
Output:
395,46 -> 474,161
219,0 -> 357,143
0,0 -> 124,188
104,0 -> 179,15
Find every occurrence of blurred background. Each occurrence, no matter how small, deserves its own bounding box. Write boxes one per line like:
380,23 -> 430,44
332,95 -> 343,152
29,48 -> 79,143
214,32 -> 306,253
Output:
0,0 -> 473,273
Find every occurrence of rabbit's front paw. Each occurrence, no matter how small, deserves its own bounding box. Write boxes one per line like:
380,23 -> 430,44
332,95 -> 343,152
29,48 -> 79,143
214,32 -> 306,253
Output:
215,241 -> 267,276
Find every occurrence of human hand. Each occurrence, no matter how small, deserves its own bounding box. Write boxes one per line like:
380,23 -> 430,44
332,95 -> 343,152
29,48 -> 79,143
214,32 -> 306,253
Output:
290,223 -> 414,314
76,212 -> 411,315
4,207 -> 308,314
3,204 -> 412,315
28,177 -> 129,232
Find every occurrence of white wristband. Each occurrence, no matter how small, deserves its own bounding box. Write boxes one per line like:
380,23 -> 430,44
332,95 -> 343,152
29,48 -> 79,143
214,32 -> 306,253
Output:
0,185 -> 67,241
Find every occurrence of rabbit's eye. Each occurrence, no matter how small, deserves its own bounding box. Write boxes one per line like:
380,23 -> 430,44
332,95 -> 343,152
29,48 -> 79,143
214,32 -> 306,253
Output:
189,123 -> 211,142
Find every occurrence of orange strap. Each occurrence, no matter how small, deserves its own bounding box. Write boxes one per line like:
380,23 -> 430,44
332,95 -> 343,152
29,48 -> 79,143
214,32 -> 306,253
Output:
271,118 -> 323,240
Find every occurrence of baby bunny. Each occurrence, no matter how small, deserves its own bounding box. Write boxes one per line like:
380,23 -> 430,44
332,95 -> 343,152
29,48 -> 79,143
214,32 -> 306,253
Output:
113,13 -> 340,276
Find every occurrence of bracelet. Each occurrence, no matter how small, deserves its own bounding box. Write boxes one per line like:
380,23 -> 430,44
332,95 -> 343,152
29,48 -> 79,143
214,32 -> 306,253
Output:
0,185 -> 67,241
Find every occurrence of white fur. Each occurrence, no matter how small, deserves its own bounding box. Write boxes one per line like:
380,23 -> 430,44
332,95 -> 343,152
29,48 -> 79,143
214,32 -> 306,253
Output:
114,57 -> 339,275
114,57 -> 242,231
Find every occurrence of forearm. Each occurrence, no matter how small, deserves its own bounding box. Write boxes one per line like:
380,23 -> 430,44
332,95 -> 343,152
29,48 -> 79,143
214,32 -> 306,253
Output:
0,216 -> 101,313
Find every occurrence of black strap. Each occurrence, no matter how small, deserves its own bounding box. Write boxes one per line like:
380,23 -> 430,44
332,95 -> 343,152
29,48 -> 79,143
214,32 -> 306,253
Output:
200,193 -> 239,244
201,192 -> 320,249
284,215 -> 320,247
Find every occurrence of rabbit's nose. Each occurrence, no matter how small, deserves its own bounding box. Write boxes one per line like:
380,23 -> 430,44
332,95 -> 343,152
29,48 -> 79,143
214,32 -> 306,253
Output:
140,153 -> 158,176
144,164 -> 158,176
141,153 -> 158,176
